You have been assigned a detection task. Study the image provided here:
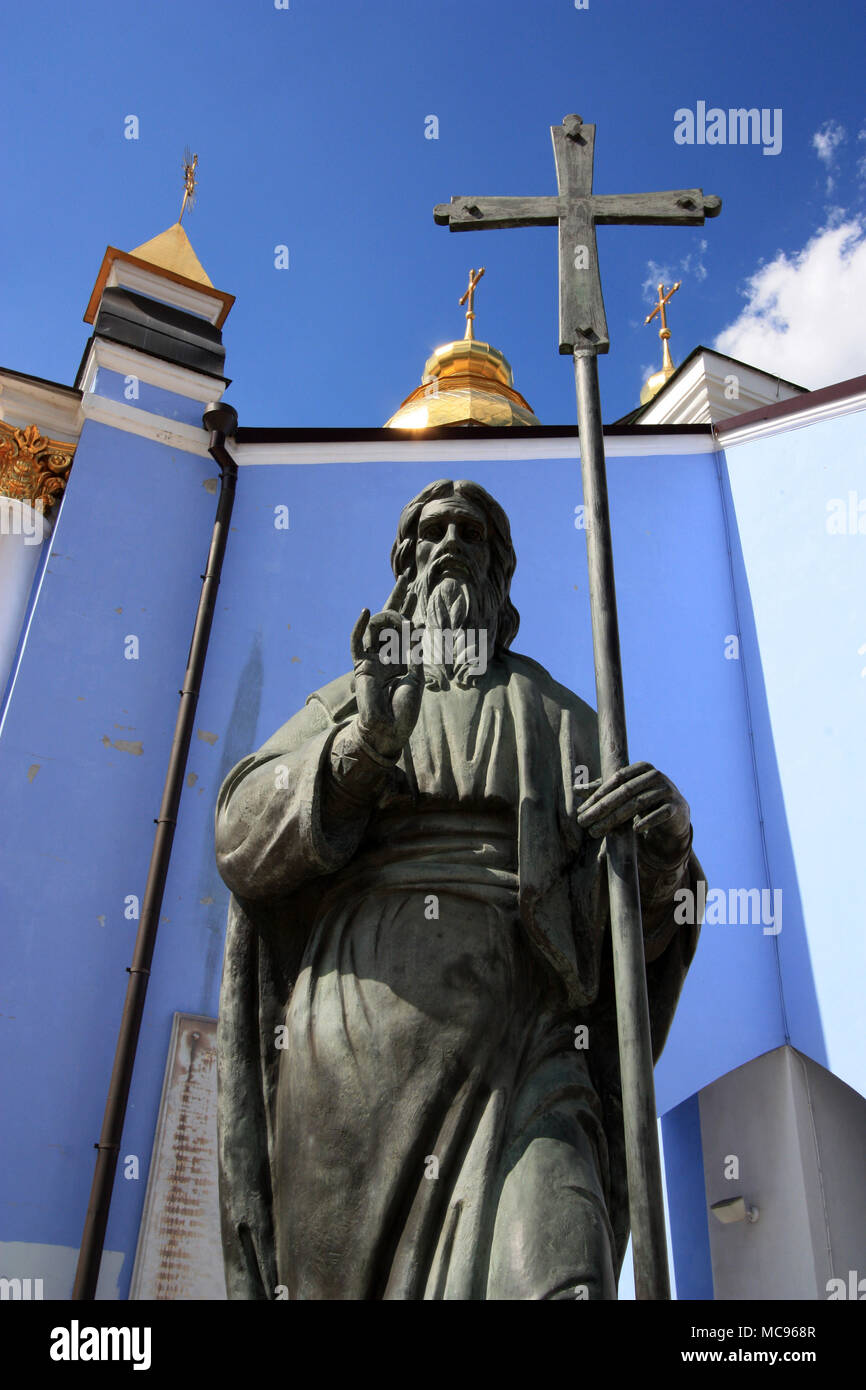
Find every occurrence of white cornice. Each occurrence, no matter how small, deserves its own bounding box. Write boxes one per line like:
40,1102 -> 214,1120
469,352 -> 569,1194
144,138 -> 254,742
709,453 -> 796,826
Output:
0,364 -> 723,468
0,371 -> 83,443
79,392 -> 212,458
231,432 -> 718,468
639,349 -> 804,426
717,388 -> 866,449
78,338 -> 226,405
106,259 -> 222,325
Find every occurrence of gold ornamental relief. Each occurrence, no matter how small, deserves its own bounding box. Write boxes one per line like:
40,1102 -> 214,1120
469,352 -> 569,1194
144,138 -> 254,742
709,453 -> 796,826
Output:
0,421 -> 75,514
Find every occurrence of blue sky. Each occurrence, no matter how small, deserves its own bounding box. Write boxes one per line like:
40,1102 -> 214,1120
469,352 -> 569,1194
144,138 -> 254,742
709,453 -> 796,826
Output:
3,0 -> 866,427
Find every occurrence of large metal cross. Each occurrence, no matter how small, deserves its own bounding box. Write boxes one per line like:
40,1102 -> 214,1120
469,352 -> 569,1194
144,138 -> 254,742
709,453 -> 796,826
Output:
435,113 -> 720,355
434,114 -> 721,1303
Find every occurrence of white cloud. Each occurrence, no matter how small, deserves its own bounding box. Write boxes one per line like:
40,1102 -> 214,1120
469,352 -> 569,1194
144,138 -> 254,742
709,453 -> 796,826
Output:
641,239 -> 708,303
812,120 -> 846,193
813,120 -> 846,165
714,219 -> 866,388
681,240 -> 708,284
642,261 -> 673,299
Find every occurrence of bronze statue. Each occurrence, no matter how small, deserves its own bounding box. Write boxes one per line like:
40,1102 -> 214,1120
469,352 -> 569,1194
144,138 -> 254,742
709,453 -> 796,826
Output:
215,478 -> 703,1300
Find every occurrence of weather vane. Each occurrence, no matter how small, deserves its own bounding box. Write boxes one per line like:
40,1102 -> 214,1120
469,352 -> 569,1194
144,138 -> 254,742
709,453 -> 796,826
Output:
644,281 -> 681,375
179,148 -> 198,224
459,267 -> 485,340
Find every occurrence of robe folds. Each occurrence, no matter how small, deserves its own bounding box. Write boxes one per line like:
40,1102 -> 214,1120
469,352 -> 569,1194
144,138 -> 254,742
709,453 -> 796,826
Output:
215,649 -> 703,1300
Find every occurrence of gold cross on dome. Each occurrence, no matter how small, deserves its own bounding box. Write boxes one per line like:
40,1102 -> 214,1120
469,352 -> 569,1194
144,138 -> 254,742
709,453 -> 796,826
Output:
644,280 -> 680,335
644,281 -> 681,374
459,267 -> 485,339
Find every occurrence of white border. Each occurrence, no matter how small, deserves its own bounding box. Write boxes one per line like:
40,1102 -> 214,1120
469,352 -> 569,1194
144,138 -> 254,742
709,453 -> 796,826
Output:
0,372 -> 83,443
78,337 -> 226,405
80,392 -> 213,458
718,388 -> 866,449
638,348 -> 804,427
107,259 -> 223,325
231,432 -> 718,467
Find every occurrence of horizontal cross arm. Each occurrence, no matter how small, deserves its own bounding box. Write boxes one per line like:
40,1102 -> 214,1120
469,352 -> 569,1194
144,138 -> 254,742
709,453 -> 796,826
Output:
434,196 -> 561,230
591,190 -> 722,226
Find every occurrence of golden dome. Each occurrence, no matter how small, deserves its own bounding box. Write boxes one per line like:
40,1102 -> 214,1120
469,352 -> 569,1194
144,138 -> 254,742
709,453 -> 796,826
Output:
386,338 -> 540,428
385,268 -> 539,428
640,360 -> 676,405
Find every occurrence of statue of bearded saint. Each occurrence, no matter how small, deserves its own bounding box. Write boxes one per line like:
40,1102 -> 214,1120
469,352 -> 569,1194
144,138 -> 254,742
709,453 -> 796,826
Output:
215,478 -> 704,1301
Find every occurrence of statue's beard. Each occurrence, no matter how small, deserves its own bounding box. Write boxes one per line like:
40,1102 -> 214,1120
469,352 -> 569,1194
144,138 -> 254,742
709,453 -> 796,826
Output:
408,569 -> 499,689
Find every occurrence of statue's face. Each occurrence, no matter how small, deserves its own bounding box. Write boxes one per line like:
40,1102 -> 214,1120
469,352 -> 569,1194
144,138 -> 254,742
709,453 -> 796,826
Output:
413,497 -> 490,591
408,494 -> 500,685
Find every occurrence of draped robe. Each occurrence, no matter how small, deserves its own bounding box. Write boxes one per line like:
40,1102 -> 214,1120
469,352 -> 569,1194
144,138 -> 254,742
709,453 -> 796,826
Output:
215,650 -> 702,1300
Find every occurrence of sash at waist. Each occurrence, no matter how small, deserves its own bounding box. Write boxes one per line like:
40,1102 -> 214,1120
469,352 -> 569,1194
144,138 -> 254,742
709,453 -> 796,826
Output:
318,805 -> 519,912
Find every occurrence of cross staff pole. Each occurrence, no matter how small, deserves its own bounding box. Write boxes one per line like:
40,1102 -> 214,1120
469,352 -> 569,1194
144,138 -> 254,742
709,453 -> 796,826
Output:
434,115 -> 721,1301
574,343 -> 669,1299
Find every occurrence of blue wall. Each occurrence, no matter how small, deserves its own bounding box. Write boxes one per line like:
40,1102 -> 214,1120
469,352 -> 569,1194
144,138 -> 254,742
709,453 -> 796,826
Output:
723,411 -> 866,1099
0,420 -> 229,1294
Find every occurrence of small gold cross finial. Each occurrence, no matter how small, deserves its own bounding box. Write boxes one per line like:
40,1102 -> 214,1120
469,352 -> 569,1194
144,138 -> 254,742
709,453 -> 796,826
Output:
459,267 -> 485,340
644,281 -> 680,374
179,148 -> 198,224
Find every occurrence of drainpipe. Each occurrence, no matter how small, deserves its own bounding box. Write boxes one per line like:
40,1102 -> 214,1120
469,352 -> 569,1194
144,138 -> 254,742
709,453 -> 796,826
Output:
73,402 -> 239,1300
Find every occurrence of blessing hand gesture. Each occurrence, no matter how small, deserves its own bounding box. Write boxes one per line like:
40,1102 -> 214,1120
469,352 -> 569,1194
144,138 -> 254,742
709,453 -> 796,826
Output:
350,575 -> 424,761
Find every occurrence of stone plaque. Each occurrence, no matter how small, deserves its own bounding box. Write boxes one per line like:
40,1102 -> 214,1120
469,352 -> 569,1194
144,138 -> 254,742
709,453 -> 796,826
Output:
130,1013 -> 225,1300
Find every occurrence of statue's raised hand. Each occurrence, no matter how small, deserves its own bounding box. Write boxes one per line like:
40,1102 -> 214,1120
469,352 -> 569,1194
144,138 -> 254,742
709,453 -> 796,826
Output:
350,576 -> 423,761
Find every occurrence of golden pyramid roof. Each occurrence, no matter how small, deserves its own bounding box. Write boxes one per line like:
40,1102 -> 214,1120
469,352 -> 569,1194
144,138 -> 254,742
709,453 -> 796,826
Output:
129,223 -> 213,287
